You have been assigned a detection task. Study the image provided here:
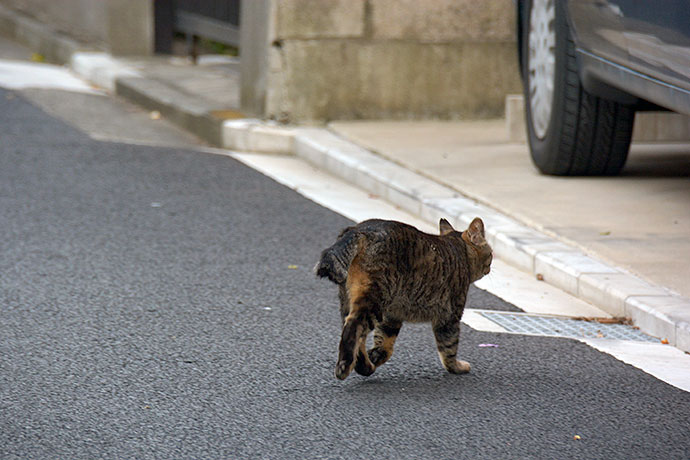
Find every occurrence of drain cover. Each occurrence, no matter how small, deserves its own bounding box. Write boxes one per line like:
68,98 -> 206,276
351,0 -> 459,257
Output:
479,311 -> 657,342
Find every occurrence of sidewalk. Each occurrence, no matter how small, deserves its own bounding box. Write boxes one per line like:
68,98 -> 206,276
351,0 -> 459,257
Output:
70,52 -> 243,146
1,6 -> 688,353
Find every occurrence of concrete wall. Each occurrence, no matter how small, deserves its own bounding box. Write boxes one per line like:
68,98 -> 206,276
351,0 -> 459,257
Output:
106,0 -> 154,56
241,0 -> 522,122
0,0 -> 153,55
240,0 -> 274,118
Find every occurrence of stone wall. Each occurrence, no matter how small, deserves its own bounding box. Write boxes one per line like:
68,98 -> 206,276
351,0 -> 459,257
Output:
0,0 -> 153,55
241,0 -> 521,122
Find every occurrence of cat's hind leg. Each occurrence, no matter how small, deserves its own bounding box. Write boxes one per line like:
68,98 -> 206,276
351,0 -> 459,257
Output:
335,262 -> 378,380
336,309 -> 375,379
368,320 -> 402,368
432,320 -> 470,374
337,283 -> 375,377
353,324 -> 376,376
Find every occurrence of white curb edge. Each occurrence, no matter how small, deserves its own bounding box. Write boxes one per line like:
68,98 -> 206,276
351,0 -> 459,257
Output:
70,52 -> 141,93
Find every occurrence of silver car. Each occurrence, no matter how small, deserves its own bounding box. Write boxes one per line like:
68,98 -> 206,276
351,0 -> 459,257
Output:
517,0 -> 690,175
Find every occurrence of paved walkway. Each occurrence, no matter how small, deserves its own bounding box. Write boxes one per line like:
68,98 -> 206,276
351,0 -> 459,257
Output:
121,55 -> 241,111
329,120 -> 690,299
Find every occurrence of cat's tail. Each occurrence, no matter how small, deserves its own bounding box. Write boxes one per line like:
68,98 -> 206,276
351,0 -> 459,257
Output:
314,226 -> 362,285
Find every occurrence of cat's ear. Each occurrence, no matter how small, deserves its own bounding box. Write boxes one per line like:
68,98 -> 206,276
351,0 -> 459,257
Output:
439,218 -> 455,236
466,217 -> 486,245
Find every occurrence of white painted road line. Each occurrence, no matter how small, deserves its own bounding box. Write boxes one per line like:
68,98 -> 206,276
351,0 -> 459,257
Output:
583,339 -> 690,393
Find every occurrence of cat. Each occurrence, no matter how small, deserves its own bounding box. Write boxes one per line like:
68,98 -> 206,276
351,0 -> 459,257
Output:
315,217 -> 492,380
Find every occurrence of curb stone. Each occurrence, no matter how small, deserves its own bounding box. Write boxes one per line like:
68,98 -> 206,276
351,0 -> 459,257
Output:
70,52 -> 141,92
69,53 -> 231,146
223,119 -> 295,154
114,75 -> 226,146
1,4 -> 687,353
0,2 -> 236,147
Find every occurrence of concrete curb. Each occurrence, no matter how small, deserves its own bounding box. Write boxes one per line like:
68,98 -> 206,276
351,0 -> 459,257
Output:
0,6 -> 231,147
70,52 -> 231,146
2,6 -> 688,353
70,52 -> 141,92
114,75 -> 225,146
222,120 -> 690,353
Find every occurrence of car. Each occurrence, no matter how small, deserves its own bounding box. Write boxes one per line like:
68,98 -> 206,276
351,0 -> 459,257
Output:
516,0 -> 690,175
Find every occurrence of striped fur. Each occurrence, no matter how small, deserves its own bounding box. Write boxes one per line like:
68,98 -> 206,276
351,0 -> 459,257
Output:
316,217 -> 492,380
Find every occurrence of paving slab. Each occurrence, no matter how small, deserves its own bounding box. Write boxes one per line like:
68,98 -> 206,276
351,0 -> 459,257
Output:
120,55 -> 241,110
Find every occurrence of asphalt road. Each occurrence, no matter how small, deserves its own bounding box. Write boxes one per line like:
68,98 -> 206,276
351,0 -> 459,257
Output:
1,85 -> 689,460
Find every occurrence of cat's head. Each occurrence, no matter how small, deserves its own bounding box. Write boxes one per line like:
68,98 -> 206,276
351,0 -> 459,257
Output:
440,217 -> 493,282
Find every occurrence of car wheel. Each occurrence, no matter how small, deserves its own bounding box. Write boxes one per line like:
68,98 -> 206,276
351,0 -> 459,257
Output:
522,0 -> 635,175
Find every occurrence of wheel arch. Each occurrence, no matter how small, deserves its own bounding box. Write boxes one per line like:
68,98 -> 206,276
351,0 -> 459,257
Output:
517,0 -> 641,107
520,0 -> 635,176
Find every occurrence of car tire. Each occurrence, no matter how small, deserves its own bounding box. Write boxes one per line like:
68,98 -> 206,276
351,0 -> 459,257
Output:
522,0 -> 635,176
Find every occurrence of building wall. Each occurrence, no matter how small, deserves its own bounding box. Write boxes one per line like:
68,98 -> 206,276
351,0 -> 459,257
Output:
239,0 -> 274,118
0,0 -> 152,55
241,0 -> 522,122
1,0 -> 107,45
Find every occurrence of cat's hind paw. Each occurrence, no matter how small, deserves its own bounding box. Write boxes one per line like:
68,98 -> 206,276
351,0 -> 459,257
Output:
335,359 -> 353,380
354,351 -> 376,377
368,347 -> 389,367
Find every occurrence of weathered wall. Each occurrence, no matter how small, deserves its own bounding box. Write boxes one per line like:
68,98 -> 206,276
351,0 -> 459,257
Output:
105,0 -> 154,56
1,0 -> 107,45
0,0 -> 153,55
239,0 -> 274,118
241,0 -> 521,122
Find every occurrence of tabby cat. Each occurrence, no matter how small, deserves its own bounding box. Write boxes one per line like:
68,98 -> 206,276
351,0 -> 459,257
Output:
315,217 -> 492,380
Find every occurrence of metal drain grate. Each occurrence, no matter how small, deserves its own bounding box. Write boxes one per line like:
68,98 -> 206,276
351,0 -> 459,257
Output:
479,311 -> 657,342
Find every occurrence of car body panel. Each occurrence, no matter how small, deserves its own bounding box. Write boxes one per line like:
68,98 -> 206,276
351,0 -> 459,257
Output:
567,0 -> 628,66
616,0 -> 690,92
520,0 -> 690,115
577,48 -> 690,115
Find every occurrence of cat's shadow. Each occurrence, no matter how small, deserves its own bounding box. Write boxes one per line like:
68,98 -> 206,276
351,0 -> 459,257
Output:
342,369 -> 480,394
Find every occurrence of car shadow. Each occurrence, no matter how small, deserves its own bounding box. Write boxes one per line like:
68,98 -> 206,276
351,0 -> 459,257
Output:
622,143 -> 690,177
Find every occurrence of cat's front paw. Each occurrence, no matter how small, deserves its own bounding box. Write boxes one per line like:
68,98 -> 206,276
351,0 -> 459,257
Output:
445,360 -> 471,374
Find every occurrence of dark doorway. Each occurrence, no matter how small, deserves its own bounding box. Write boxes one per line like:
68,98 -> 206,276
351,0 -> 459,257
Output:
154,0 -> 241,57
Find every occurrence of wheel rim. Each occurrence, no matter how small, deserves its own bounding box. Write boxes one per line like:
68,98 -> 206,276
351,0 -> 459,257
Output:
528,0 -> 556,140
